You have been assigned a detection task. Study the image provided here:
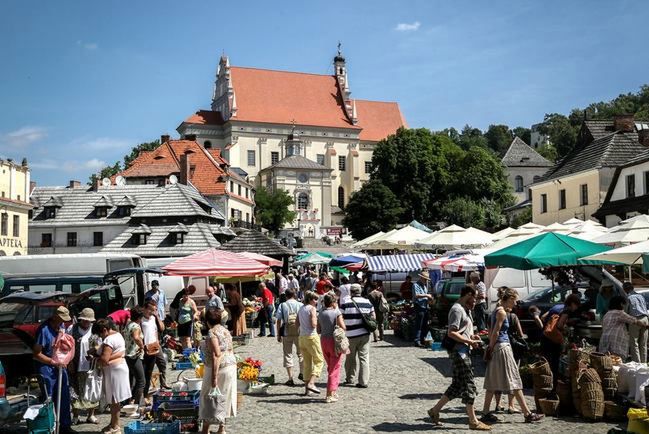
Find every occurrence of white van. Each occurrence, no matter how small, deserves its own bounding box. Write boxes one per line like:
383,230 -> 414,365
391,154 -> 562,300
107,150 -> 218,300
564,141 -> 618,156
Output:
144,258 -> 210,309
484,267 -> 552,312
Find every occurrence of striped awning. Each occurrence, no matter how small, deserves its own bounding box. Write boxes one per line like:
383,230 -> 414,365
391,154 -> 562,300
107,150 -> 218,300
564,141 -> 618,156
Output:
367,253 -> 436,272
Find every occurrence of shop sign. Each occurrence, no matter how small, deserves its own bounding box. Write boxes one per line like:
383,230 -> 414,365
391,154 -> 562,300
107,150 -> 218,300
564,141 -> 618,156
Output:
0,237 -> 22,248
326,227 -> 343,236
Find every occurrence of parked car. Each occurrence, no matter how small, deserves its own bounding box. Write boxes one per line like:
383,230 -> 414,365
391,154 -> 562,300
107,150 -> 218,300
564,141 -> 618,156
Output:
431,277 -> 467,326
0,286 -> 124,385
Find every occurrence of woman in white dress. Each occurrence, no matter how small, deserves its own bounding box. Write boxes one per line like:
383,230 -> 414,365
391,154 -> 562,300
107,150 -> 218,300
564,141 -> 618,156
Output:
200,308 -> 237,434
97,319 -> 132,433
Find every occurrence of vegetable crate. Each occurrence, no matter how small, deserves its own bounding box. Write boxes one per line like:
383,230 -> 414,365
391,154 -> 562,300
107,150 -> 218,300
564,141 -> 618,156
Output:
173,361 -> 194,371
156,402 -> 199,432
125,421 -> 181,434
152,390 -> 200,411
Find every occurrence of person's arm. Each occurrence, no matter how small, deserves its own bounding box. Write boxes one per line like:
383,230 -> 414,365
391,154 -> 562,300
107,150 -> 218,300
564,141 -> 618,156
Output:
316,315 -> 322,334
513,314 -> 524,337
557,312 -> 570,331
154,312 -> 165,332
276,305 -> 283,342
209,334 -> 222,388
133,327 -> 144,351
33,344 -> 62,368
99,343 -> 113,367
310,306 -> 317,329
336,312 -> 346,330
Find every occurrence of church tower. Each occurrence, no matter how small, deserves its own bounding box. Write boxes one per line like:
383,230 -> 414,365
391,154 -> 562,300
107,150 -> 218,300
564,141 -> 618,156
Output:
285,124 -> 303,157
211,54 -> 237,120
334,44 -> 357,125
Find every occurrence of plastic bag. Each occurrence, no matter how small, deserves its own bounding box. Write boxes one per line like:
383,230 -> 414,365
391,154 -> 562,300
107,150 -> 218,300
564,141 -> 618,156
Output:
205,387 -> 226,424
83,367 -> 103,403
51,333 -> 75,366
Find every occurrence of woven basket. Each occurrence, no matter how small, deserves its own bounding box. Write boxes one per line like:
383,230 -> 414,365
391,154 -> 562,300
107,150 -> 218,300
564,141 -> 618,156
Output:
604,401 -> 627,421
590,352 -> 613,372
530,358 -> 552,376
580,382 -> 604,420
601,377 -> 617,390
569,349 -> 590,369
557,380 -> 574,414
579,368 -> 602,384
603,388 -> 617,401
533,373 -> 554,388
534,386 -> 553,399
539,398 -> 560,416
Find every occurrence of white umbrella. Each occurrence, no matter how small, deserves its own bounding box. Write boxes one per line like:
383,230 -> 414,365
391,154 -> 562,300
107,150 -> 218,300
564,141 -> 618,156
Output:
621,214 -> 649,224
351,231 -> 385,248
581,239 -> 649,265
563,217 -> 585,226
519,222 -> 545,230
592,219 -> 649,246
491,227 -> 515,241
366,226 -> 430,249
542,222 -> 572,233
416,224 -> 493,248
569,220 -> 607,241
423,252 -> 485,272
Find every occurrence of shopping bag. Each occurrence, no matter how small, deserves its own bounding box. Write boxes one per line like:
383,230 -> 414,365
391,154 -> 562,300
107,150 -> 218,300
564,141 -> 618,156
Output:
83,366 -> 103,403
206,387 -> 226,424
51,333 -> 75,366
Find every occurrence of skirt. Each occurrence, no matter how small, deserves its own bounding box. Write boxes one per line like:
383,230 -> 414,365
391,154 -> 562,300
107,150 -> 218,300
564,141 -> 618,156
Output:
103,361 -> 132,404
177,321 -> 193,338
483,342 -> 523,393
232,314 -> 246,337
199,363 -> 237,425
71,371 -> 99,410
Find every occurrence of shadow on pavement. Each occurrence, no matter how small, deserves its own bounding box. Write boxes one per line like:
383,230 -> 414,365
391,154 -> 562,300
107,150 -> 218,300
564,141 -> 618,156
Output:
399,392 -> 443,400
373,416 -> 469,432
381,334 -> 414,348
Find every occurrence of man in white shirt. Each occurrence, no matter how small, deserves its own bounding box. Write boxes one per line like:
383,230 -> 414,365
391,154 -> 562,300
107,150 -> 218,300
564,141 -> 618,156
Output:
275,289 -> 304,385
470,272 -> 488,332
338,276 -> 352,301
278,271 -> 289,295
142,300 -> 168,393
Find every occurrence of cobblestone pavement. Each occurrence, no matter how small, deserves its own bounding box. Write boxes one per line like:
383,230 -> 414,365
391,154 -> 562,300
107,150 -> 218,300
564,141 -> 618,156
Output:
67,330 -> 624,433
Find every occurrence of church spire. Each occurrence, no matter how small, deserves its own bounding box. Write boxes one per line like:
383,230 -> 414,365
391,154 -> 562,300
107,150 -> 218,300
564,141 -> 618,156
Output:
333,43 -> 356,125
211,53 -> 237,120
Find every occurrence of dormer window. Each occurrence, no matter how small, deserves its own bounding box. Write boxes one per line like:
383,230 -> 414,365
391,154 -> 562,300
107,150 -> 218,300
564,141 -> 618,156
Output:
133,234 -> 148,245
117,206 -> 131,217
169,223 -> 188,244
45,207 -> 56,219
173,233 -> 185,244
95,207 -> 109,217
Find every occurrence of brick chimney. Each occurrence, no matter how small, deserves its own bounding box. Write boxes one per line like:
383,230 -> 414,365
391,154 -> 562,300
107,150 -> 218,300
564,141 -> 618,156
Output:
179,153 -> 190,185
639,128 -> 649,147
184,134 -> 197,141
94,177 -> 102,191
160,134 -> 170,144
69,180 -> 81,189
613,114 -> 635,132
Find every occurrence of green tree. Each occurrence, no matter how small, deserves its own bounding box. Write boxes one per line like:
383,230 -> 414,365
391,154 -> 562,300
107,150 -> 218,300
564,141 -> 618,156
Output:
510,207 -> 532,228
123,140 -> 162,168
254,187 -> 296,235
512,127 -> 532,145
537,113 -> 578,159
439,197 -> 486,229
457,125 -> 488,150
537,143 -> 558,163
88,161 -> 122,185
342,180 -> 402,240
484,124 -> 513,155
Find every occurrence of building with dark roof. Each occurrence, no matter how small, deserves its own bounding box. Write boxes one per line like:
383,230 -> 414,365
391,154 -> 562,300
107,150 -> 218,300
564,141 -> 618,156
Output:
0,158 -> 31,256
530,115 -> 649,225
501,137 -> 553,205
175,48 -> 407,234
29,181 -> 233,256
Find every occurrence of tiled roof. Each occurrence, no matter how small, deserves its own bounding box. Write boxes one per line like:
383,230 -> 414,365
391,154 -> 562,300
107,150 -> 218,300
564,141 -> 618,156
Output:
584,120 -> 616,140
101,222 -> 228,257
502,137 -> 553,168
93,196 -> 114,208
116,139 -> 252,197
30,184 -> 225,227
221,229 -> 295,257
538,130 -> 646,183
181,67 -> 406,142
266,155 -> 332,171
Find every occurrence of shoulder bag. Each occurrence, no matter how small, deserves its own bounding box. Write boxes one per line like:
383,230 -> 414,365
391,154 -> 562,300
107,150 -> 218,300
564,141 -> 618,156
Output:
441,316 -> 469,352
351,298 -> 378,333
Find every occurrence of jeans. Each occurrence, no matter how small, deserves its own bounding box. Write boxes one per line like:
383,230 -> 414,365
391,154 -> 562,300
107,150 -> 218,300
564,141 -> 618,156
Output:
143,351 -> 167,395
630,316 -> 649,363
259,305 -> 275,336
299,335 -> 324,379
414,308 -> 429,344
474,303 -> 487,331
321,336 -> 344,393
345,334 -> 370,386
38,364 -> 72,429
126,357 -> 145,404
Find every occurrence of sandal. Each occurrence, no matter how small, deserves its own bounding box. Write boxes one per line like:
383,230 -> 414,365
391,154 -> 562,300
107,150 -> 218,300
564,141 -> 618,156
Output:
524,412 -> 544,423
427,408 -> 441,425
469,420 -> 492,431
306,385 -> 321,394
479,412 -> 500,424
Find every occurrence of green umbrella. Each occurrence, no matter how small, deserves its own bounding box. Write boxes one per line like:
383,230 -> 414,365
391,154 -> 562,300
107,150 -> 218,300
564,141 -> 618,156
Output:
330,266 -> 351,276
484,232 -> 612,270
294,252 -> 332,265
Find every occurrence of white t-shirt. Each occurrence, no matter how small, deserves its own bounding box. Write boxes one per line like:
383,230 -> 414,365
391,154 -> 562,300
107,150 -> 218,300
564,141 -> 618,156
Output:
77,326 -> 93,372
141,315 -> 159,345
339,284 -> 351,301
298,305 -> 317,336
476,282 -> 487,305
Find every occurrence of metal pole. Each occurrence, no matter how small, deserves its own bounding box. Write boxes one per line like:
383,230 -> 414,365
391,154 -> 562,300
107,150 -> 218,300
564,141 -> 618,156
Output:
55,367 -> 62,434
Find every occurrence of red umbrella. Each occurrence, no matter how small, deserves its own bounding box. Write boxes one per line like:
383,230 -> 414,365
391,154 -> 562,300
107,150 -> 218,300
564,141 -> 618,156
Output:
238,251 -> 283,268
162,248 -> 269,277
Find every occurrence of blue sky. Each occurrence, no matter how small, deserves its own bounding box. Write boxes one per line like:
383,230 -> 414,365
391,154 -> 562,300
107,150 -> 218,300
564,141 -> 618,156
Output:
1,1 -> 648,186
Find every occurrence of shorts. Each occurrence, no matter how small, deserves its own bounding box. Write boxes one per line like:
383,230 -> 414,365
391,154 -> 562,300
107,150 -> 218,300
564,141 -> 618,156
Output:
178,321 -> 193,338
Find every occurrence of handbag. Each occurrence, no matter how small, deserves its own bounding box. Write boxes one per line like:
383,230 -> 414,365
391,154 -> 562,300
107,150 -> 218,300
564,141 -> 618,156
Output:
351,299 -> 378,333
333,325 -> 350,355
83,361 -> 103,403
145,341 -> 161,356
441,321 -> 469,352
206,387 -> 226,424
543,314 -> 563,344
379,295 -> 390,313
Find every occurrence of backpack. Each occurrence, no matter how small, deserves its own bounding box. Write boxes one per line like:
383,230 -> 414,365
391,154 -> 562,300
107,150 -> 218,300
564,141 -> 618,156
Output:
285,303 -> 300,337
379,295 -> 390,313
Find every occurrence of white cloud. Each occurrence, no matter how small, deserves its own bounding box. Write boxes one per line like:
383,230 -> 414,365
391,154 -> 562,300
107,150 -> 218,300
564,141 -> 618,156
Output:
77,40 -> 98,50
31,158 -> 107,172
84,137 -> 132,151
83,158 -> 107,170
3,126 -> 47,147
395,21 -> 421,32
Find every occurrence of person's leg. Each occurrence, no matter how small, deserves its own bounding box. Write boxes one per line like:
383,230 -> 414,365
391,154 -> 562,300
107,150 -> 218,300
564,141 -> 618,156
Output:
309,336 -> 324,388
321,337 -> 334,395
267,306 -> 276,337
58,369 -> 72,429
493,391 -> 502,411
357,334 -> 370,386
282,338 -> 295,381
345,336 -> 359,383
155,350 -> 168,388
299,337 -> 313,390
377,312 -> 384,341
133,358 -> 145,405
640,317 -> 649,363
259,308 -> 267,336
143,354 -> 155,396
294,337 -> 304,378
110,402 -> 120,429
482,390 -> 494,414
630,321 -> 642,362
413,309 -> 425,345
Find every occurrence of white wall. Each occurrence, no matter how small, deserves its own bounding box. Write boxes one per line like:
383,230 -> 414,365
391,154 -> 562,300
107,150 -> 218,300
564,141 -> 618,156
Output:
29,225 -> 125,254
610,160 -> 649,201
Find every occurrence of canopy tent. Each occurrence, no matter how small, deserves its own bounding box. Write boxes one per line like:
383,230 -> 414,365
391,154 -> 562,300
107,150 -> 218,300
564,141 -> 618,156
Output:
294,251 -> 335,265
162,248 -> 270,277
519,222 -> 545,230
423,252 -> 485,272
365,226 -> 430,250
621,214 -> 649,224
484,232 -> 612,270
568,220 -> 607,241
408,219 -> 434,233
351,231 -> 386,249
542,222 -> 572,233
491,227 -> 515,241
591,219 -> 649,246
367,253 -> 436,272
238,252 -> 283,267
563,217 -> 585,226
580,239 -> 649,265
329,254 -> 366,267
416,225 -> 493,249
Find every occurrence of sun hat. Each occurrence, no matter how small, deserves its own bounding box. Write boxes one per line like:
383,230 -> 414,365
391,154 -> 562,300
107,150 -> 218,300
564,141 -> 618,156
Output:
350,283 -> 362,295
417,270 -> 430,281
56,306 -> 71,322
78,308 -> 96,322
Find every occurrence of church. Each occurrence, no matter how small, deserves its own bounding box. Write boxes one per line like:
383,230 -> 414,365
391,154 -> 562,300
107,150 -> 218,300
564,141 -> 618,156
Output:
177,48 -> 407,237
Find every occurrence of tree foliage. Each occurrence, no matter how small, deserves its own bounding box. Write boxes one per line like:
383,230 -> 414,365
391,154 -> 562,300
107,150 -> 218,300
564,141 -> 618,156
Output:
342,180 -> 403,240
89,140 -> 162,184
484,124 -> 513,155
254,187 -> 296,235
88,161 -> 122,185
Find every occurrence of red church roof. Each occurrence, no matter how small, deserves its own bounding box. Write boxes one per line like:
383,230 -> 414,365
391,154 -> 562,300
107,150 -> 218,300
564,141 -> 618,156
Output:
182,66 -> 406,142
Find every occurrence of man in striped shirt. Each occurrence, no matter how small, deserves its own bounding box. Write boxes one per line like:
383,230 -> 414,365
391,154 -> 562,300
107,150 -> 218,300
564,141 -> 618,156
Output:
340,283 -> 375,388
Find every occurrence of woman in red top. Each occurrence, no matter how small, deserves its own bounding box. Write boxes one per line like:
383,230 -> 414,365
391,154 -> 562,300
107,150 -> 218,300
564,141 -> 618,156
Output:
316,274 -> 332,295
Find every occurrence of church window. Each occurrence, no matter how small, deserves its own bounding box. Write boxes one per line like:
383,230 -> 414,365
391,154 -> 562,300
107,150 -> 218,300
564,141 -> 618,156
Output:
230,181 -> 234,192
271,152 -> 279,165
338,156 -> 346,171
298,193 -> 309,210
338,186 -> 345,209
317,154 -> 325,166
247,150 -> 256,166
238,184 -> 242,196
1,213 -> 7,236
204,141 -> 212,149
364,161 -> 372,174
298,173 -> 309,183
514,176 -> 524,192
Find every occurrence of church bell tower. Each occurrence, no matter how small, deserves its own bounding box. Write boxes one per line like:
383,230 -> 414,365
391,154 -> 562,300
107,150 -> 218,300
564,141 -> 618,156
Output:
334,43 -> 357,125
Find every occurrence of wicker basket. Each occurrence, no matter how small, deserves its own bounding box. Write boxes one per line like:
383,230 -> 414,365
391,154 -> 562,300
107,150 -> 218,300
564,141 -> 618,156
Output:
579,368 -> 602,384
530,358 -> 552,376
539,398 -> 560,416
580,382 -> 604,420
604,401 -> 627,421
534,385 -> 553,399
590,352 -> 613,372
533,373 -> 553,389
569,349 -> 590,370
557,380 -> 574,414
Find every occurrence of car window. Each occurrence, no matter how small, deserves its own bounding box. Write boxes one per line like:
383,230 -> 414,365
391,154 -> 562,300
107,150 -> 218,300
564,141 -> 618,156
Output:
525,287 -> 551,301
37,306 -> 57,323
79,283 -> 98,292
61,284 -> 73,293
446,282 -> 465,295
530,271 -> 552,287
0,302 -> 29,326
29,284 -> 57,293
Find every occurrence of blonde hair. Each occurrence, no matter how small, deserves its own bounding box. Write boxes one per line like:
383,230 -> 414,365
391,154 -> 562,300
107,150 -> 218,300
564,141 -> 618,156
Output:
498,286 -> 518,302
303,291 -> 318,304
